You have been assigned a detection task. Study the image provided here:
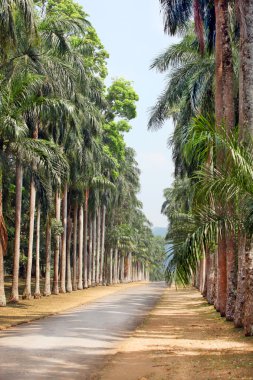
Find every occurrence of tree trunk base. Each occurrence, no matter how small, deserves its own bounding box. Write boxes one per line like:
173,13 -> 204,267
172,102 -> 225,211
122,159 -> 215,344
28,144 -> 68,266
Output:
9,294 -> 20,303
34,293 -> 41,299
22,292 -> 32,300
0,295 -> 6,306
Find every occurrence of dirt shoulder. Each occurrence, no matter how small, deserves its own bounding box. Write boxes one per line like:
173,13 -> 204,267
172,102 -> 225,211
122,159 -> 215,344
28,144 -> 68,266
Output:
0,282 -> 146,330
97,287 -> 253,380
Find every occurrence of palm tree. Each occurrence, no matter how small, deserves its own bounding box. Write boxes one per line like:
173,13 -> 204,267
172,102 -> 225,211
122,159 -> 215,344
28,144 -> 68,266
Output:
149,30 -> 215,176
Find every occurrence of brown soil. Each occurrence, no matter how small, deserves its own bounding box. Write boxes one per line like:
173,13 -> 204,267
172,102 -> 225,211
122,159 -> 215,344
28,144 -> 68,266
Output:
97,287 -> 253,380
0,280 -> 146,330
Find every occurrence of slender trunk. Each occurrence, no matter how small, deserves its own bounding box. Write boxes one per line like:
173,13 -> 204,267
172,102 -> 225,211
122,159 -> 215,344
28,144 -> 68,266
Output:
83,190 -> 89,289
23,177 -> 36,299
200,253 -> 207,296
203,252 -> 208,298
214,0 -> 224,126
238,1 -> 245,140
72,201 -> 78,291
88,215 -> 92,287
34,202 -> 41,298
0,242 -> 5,306
206,249 -> 215,304
225,229 -> 237,321
10,161 -> 23,302
113,248 -> 118,284
128,252 -> 132,282
52,190 -> 61,295
217,228 -> 227,316
238,0 -> 253,335
234,232 -> 246,327
213,249 -> 219,309
221,1 -> 236,321
243,240 -> 253,336
120,254 -> 125,283
0,163 -> 7,306
77,205 -> 83,290
132,261 -> 135,281
100,206 -> 106,285
214,1 -> 228,317
109,248 -> 113,285
44,219 -> 51,296
116,249 -> 120,283
222,0 -> 235,129
92,212 -> 96,285
96,207 -> 101,284
239,0 -> 253,137
60,184 -> 68,293
199,258 -> 204,294
66,214 -> 73,293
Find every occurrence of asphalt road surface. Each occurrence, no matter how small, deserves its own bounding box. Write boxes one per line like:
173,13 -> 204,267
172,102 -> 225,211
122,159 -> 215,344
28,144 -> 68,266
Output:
0,283 -> 165,380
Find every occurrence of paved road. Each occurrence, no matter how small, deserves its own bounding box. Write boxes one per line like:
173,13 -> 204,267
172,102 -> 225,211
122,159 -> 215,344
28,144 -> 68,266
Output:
0,283 -> 165,380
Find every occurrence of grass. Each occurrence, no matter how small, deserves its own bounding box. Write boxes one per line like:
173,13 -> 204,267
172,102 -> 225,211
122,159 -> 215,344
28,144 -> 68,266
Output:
0,276 -> 144,330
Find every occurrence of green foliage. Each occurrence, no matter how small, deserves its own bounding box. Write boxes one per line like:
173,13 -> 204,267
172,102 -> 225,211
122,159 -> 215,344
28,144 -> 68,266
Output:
106,78 -> 139,122
0,0 -> 157,285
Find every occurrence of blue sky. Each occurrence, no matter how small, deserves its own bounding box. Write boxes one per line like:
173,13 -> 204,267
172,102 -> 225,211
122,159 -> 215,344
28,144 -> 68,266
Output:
80,0 -> 177,227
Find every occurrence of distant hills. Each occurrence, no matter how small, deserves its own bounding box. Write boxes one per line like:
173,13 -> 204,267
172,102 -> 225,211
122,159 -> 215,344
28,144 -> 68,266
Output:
152,227 -> 167,237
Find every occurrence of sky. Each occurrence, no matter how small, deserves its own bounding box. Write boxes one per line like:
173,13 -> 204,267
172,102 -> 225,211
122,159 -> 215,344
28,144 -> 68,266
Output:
80,0 -> 177,227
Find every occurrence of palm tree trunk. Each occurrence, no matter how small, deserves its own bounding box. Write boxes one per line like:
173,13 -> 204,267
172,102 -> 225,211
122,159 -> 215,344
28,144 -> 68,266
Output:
238,0 -> 253,335
77,205 -> 83,290
100,205 -> 106,285
222,1 -> 235,129
117,251 -> 120,283
199,256 -> 205,295
88,214 -> 92,287
10,161 -> 23,302
72,201 -> 78,291
0,242 -> 5,306
214,1 -> 228,317
34,202 -> 41,299
234,232 -> 246,327
0,162 -> 7,307
214,0 -> 224,126
96,207 -> 101,284
83,190 -> 89,289
239,0 -> 253,136
92,212 -> 96,285
243,240 -> 253,336
217,229 -> 227,316
128,252 -> 132,282
206,249 -> 214,304
66,214 -> 73,293
120,254 -> 125,283
23,177 -> 36,299
113,248 -> 118,284
44,219 -> 51,296
60,184 -> 68,293
109,248 -> 113,285
225,229 -> 237,321
52,190 -> 61,295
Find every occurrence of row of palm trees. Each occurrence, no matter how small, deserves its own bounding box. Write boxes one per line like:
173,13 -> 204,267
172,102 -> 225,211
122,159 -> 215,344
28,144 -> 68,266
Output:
0,0 -> 162,306
152,0 -> 253,336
